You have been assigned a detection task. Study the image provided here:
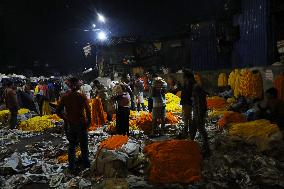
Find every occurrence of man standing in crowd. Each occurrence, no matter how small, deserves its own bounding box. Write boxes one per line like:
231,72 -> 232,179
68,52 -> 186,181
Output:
112,83 -> 131,136
134,74 -> 145,111
121,73 -> 135,110
180,71 -> 195,137
151,76 -> 167,136
3,81 -> 19,129
191,77 -> 210,155
56,77 -> 91,173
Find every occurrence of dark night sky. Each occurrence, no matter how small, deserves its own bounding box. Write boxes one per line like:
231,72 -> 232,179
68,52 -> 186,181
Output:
1,0 -> 226,72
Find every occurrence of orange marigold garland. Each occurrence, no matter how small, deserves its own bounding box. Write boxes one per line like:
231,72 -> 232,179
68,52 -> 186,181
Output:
144,140 -> 202,184
239,69 -> 263,99
89,98 -> 107,130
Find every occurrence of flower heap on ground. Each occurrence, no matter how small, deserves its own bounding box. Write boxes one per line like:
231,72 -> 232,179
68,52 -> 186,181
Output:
217,111 -> 247,128
0,110 -> 10,124
0,108 -> 30,125
144,140 -> 202,184
207,96 -> 228,111
18,114 -> 62,132
107,111 -> 180,134
228,119 -> 283,151
165,93 -> 182,113
99,135 -> 129,150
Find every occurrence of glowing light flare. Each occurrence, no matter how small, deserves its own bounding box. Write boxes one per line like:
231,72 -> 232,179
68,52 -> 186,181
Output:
97,31 -> 107,41
97,13 -> 106,23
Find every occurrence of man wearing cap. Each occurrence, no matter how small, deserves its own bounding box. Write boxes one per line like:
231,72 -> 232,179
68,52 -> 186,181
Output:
56,77 -> 91,173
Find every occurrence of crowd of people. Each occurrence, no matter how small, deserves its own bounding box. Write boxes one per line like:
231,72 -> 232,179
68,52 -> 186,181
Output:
2,70 -> 284,174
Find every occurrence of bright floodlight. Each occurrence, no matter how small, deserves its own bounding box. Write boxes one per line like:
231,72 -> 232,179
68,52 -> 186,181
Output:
97,31 -> 107,41
97,13 -> 105,23
92,24 -> 96,28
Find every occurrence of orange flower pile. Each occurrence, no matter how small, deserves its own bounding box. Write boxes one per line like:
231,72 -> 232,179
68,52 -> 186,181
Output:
57,148 -> 81,163
165,112 -> 180,124
99,135 -> 129,150
89,98 -> 107,130
134,112 -> 153,134
129,112 -> 180,134
207,96 -> 228,110
217,111 -> 247,128
144,140 -> 202,184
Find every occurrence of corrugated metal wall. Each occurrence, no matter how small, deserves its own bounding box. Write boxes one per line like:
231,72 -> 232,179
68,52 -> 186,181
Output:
190,0 -> 269,71
233,0 -> 268,67
190,21 -> 218,71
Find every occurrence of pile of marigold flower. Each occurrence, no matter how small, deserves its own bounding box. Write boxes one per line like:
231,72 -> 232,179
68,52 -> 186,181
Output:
228,119 -> 283,151
0,110 -> 10,124
207,96 -> 228,110
106,111 -> 180,134
217,111 -> 247,128
0,108 -> 30,125
99,135 -> 129,150
144,140 -> 202,184
18,114 -> 62,132
165,93 -> 182,113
